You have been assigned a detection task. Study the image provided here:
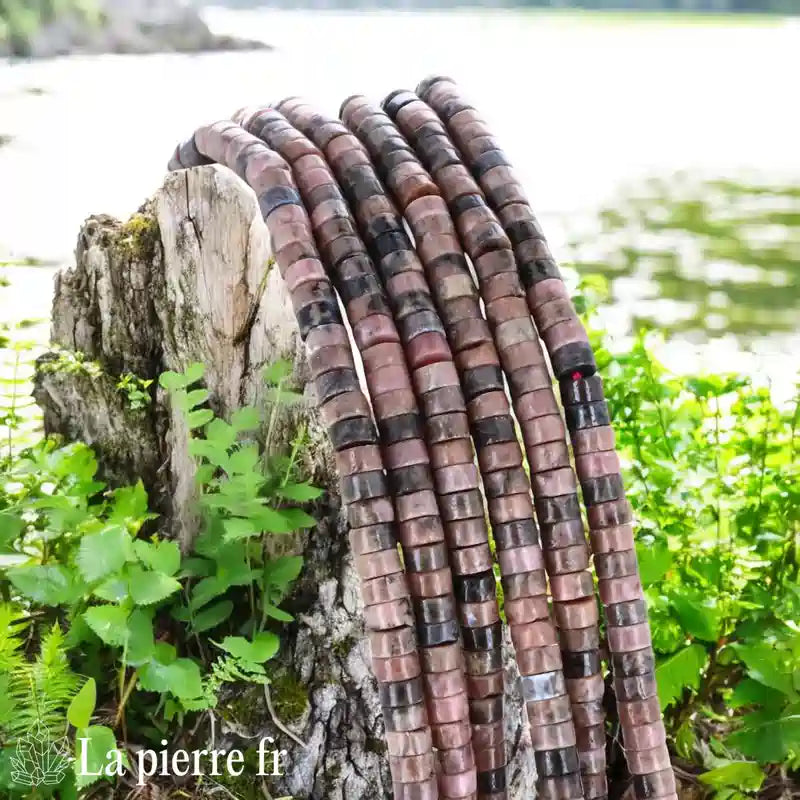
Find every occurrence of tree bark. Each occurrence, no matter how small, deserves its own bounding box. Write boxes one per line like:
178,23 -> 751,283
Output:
33,164 -> 534,799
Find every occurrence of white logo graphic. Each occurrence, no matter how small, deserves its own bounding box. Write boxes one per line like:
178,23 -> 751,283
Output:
10,722 -> 71,787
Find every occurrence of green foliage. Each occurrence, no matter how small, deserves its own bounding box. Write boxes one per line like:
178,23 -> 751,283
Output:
574,281 -> 800,783
0,360 -> 317,796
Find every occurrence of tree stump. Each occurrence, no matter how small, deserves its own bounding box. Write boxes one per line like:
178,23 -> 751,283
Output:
33,164 -> 535,799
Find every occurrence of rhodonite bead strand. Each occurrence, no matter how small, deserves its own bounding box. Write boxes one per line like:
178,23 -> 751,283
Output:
278,98 -> 504,800
346,93 -> 598,800
418,77 -> 674,800
168,124 -> 440,800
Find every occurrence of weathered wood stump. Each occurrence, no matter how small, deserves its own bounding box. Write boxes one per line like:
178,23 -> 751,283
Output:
33,165 -> 535,798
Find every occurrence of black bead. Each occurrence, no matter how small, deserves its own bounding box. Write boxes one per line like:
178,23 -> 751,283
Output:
483,467 -> 531,500
462,365 -> 505,401
450,193 -> 484,218
454,571 -> 495,604
612,648 -> 655,678
471,149 -> 510,178
329,417 -> 378,451
565,401 -> 611,431
369,230 -> 415,261
517,257 -> 562,288
551,341 -> 597,380
506,219 -> 545,247
594,549 -> 638,580
365,213 -> 404,241
561,651 -> 601,679
614,671 -> 658,702
337,274 -> 385,305
403,542 -> 448,573
414,595 -> 456,625
295,299 -> 342,339
464,647 -> 503,673
462,621 -> 502,651
560,375 -> 605,407
581,473 -> 625,506
493,518 -> 539,550
535,494 -> 582,525
378,412 -> 424,445
477,767 -> 507,794
340,470 -> 387,504
314,367 -> 359,404
535,747 -> 580,778
379,677 -> 424,708
472,415 -> 517,447
389,464 -> 434,496
397,310 -> 446,341
382,89 -> 418,118
393,290 -> 437,321
417,618 -> 460,647
606,598 -> 648,628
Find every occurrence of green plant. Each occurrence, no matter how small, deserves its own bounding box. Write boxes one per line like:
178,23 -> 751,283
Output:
114,373 -> 153,411
574,278 -> 800,791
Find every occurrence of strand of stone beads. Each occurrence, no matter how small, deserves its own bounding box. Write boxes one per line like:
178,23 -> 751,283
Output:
383,88 -> 607,800
366,91 -> 594,800
268,103 -> 476,798
235,105 -> 476,800
417,77 -> 675,800
340,95 -> 514,800
278,98 -> 496,800
169,123 -> 439,800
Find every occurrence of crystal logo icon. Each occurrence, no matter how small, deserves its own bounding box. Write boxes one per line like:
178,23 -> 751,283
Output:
10,722 -> 71,787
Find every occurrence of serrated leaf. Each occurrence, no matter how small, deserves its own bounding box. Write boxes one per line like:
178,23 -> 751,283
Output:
107,481 -> 150,526
699,762 -> 765,792
227,446 -> 260,475
127,565 -> 181,605
93,574 -> 129,602
191,600 -> 234,632
125,608 -> 155,666
276,507 -> 317,531
77,525 -> 131,582
134,539 -> 180,576
727,714 -> 800,763
8,564 -> 84,605
139,655 -> 203,700
656,643 -> 707,710
204,417 -> 237,449
68,678 -> 97,729
263,359 -> 293,385
218,632 -> 280,664
84,606 -> 129,646
279,483 -> 324,502
670,593 -> 722,643
75,725 -> 119,788
222,516 -> 260,541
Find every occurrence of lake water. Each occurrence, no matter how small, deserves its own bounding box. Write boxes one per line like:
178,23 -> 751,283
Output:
1,9 -> 798,393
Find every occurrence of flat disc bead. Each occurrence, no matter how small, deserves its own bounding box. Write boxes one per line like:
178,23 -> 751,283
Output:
321,390 -> 372,427
627,743 -> 672,775
615,671 -> 658,702
534,746 -> 580,778
497,544 -> 543,575
459,599 -> 500,627
476,766 -> 507,794
464,647 -> 503,675
623,719 -> 667,752
595,549 -> 638,579
545,543 -> 590,575
353,313 -> 401,350
475,742 -> 506,773
581,473 -> 625,506
361,573 -> 409,606
385,728 -> 433,757
579,746 -> 607,775
517,643 -> 563,678
553,597 -> 598,629
540,520 -> 586,550
429,438 -> 474,470
532,468 -> 578,498
364,597 -> 413,629
350,524 -> 397,555
561,650 -> 601,679
414,595 -> 457,625
598,574 -> 642,605
504,594 -> 549,626
372,652 -> 422,682
398,516 -> 446,548
384,703 -> 428,734
419,641 -> 462,673
450,544 -> 493,575
471,719 -> 505,751
380,677 -> 425,708
423,668 -> 466,699
521,415 -> 567,447
550,572 -> 595,602
431,719 -> 472,750
482,467 -> 531,500
454,571 -> 495,603
392,777 -> 439,800
426,412 -> 470,443
502,569 -> 547,600
590,523 -> 635,554
404,542 -> 449,573
439,742 -> 476,775
536,495 -> 582,527
407,566 -> 453,598
493,517 -> 538,549
570,424 -> 616,456
348,497 -> 394,528
588,498 -> 634,530
406,331 -> 452,369
537,774 -> 584,800
619,696 -> 662,727
514,388 -> 560,421
390,463 -> 435,495
439,489 -> 485,521
566,674 -> 605,703
341,470 -> 388,504
426,691 -> 469,725
607,622 -> 652,653
389,752 -> 435,783
530,719 -> 577,750
396,490 -> 439,521
583,773 -> 608,800
435,463 -> 481,494
445,516 -> 489,548
606,598 -> 648,627
469,695 -> 504,725
511,620 -> 558,651
417,619 -> 460,647
467,670 -> 504,699
462,621 -> 502,651
478,442 -> 524,473
527,441 -> 572,474
634,768 -> 677,799
370,627 -> 416,658
559,625 -> 600,652
571,700 -> 606,727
